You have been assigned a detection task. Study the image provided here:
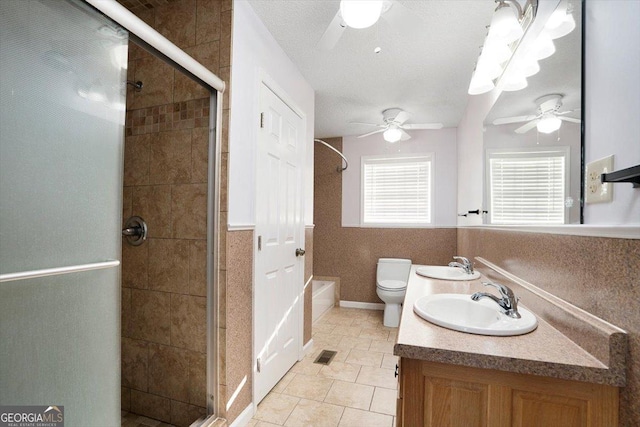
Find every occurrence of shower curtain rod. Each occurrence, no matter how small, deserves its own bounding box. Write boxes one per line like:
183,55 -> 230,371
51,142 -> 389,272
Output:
314,139 -> 348,173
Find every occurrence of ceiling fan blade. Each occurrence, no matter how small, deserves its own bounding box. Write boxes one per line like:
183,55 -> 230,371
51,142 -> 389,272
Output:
493,115 -> 537,125
349,121 -> 385,127
559,116 -> 582,123
357,128 -> 386,138
394,111 -> 410,125
316,10 -> 346,51
556,109 -> 581,116
402,123 -> 444,130
399,129 -> 411,141
515,120 -> 540,134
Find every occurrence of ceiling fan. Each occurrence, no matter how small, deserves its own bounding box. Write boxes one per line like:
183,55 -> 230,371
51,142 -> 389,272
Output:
317,0 -> 416,51
353,108 -> 444,143
492,94 -> 581,134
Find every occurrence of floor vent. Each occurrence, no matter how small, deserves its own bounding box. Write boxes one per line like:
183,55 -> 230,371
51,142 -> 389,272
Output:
313,350 -> 337,366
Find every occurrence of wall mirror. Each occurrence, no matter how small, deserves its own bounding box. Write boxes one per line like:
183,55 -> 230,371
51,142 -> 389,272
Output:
482,0 -> 583,225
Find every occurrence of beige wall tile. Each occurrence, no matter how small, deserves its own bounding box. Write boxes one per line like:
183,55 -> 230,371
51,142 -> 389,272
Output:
170,400 -> 206,427
150,129 -> 193,184
221,0 -> 232,12
121,287 -> 132,338
196,0 -> 222,44
218,269 -> 227,328
121,387 -> 131,412
174,72 -> 209,104
218,327 -> 226,386
130,55 -> 174,110
171,184 -> 207,239
154,0 -> 196,49
191,127 -> 209,184
132,185 -> 172,238
131,289 -> 171,345
124,134 -> 151,186
171,294 -> 207,352
131,389 -> 172,424
148,343 -> 190,401
122,337 -> 149,391
148,238 -> 190,293
122,243 -> 149,289
219,68 -> 230,113
219,10 -> 232,67
123,187 -> 133,220
189,240 -> 207,296
188,350 -> 207,407
219,153 -> 228,212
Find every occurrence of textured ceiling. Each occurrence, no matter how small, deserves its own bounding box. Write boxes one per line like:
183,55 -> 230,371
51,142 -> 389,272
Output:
247,0 -> 496,138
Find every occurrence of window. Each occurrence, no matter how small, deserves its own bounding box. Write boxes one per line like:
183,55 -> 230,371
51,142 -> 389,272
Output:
361,154 -> 433,226
486,148 -> 569,225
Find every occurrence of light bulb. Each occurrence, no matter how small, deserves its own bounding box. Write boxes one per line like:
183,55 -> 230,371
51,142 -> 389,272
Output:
532,34 -> 556,60
482,38 -> 512,63
488,3 -> 523,44
537,116 -> 562,133
545,13 -> 576,39
503,74 -> 528,91
340,0 -> 383,29
513,57 -> 540,77
468,73 -> 495,95
475,55 -> 503,80
383,127 -> 402,143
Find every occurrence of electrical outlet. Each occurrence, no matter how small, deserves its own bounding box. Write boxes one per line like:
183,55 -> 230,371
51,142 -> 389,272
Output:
585,155 -> 614,204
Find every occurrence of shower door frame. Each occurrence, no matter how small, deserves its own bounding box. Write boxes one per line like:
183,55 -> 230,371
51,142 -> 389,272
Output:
84,0 -> 225,417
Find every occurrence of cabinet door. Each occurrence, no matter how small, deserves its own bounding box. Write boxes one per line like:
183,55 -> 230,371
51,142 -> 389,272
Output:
512,391 -> 587,427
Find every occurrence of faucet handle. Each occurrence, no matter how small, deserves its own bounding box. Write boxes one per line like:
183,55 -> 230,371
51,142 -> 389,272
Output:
481,281 -> 514,299
453,256 -> 471,266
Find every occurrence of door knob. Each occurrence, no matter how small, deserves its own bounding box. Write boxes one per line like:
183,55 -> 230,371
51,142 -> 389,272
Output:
296,248 -> 306,257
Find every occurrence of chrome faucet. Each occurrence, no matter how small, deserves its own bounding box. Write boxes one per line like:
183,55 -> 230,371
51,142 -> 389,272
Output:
471,282 -> 521,319
448,256 -> 474,274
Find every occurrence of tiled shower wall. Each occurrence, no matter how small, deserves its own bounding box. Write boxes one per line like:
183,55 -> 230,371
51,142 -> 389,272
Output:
313,138 -> 457,304
118,0 -> 231,425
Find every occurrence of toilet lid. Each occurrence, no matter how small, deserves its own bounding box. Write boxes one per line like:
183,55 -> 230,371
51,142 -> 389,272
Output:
377,279 -> 407,291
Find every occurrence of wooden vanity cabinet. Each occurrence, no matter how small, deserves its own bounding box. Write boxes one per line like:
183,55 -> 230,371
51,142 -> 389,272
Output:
396,358 -> 619,427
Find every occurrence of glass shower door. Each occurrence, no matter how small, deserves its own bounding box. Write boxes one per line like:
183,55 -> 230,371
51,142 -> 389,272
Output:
0,0 -> 127,425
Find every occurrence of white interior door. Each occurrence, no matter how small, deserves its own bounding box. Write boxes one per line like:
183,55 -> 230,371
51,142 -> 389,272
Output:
255,82 -> 305,404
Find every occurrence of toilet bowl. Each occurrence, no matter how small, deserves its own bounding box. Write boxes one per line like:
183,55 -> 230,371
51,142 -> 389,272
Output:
376,258 -> 411,327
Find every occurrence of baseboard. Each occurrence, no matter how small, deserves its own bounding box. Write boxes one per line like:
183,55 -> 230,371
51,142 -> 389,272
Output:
302,339 -> 314,357
228,403 -> 254,427
340,300 -> 385,310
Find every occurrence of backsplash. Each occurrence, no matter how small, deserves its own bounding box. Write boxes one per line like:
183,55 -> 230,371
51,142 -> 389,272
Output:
458,227 -> 640,425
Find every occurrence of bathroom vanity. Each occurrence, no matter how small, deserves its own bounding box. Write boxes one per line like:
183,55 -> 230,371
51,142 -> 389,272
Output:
394,263 -> 627,427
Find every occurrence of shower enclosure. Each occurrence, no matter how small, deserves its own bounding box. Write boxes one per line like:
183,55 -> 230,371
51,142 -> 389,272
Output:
1,0 -> 222,425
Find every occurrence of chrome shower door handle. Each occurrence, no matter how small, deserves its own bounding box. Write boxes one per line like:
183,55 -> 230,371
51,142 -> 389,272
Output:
122,216 -> 147,246
296,248 -> 306,257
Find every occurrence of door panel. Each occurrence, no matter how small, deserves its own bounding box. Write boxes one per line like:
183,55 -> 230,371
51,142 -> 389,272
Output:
255,83 -> 304,403
0,1 -> 125,425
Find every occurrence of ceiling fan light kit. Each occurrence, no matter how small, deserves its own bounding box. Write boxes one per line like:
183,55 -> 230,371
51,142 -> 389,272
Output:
339,0 -> 383,29
468,0 -> 577,97
353,108 -> 443,143
493,93 -> 581,134
536,115 -> 562,133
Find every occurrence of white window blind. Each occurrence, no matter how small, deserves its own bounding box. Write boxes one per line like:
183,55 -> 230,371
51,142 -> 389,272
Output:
488,149 -> 568,225
362,155 -> 432,225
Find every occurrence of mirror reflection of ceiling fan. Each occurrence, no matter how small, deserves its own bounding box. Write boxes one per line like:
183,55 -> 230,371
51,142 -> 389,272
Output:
353,108 -> 443,143
317,0 -> 416,50
493,94 -> 581,134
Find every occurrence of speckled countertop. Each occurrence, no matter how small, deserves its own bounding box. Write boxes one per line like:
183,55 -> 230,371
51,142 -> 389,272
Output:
394,265 -> 625,386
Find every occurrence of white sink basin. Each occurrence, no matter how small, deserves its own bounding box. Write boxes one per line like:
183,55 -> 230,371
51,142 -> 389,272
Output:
415,266 -> 481,281
413,293 -> 538,336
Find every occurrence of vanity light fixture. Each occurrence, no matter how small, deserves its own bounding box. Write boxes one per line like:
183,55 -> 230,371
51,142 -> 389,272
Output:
383,125 -> 402,143
544,0 -> 576,40
468,0 -> 538,96
340,0 -> 383,29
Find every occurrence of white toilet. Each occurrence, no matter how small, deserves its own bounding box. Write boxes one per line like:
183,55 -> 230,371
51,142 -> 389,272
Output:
376,258 -> 412,327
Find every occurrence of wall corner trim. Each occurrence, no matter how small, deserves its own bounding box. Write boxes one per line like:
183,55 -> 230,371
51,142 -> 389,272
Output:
303,339 -> 314,356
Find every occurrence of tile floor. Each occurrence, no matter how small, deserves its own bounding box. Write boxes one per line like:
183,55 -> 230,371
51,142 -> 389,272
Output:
248,307 -> 399,427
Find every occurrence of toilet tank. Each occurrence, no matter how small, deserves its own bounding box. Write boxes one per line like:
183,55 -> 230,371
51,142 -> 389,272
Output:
377,258 -> 412,283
